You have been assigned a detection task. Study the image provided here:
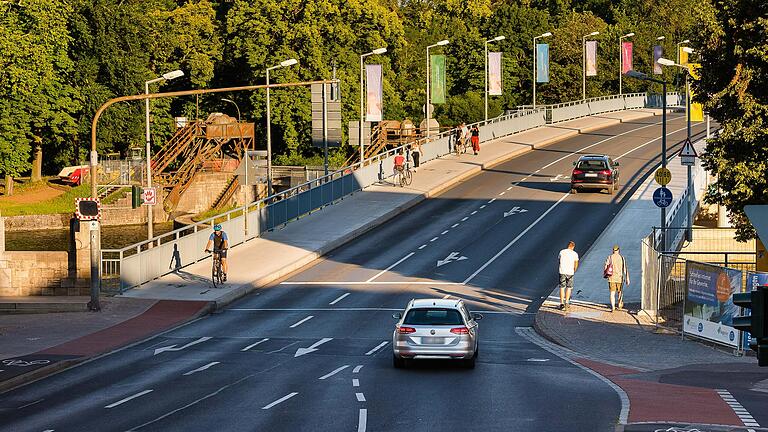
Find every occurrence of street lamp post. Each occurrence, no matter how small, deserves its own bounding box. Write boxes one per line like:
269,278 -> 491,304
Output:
426,39 -> 449,140
222,98 -> 249,236
359,47 -> 387,165
266,58 -> 298,194
484,35 -> 505,121
532,32 -> 552,108
582,31 -> 599,100
144,69 -> 183,241
618,32 -> 635,95
626,70 -> 668,249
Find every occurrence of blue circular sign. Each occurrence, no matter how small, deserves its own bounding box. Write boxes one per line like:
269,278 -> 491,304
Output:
698,322 -> 704,332
653,187 -> 673,208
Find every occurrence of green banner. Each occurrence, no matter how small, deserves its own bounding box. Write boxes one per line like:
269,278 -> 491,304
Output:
430,54 -> 446,104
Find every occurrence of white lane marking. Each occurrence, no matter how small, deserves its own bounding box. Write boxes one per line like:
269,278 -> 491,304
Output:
521,177 -> 529,181
17,399 -> 44,409
461,217 -> 469,222
105,390 -> 154,409
358,408 -> 368,432
294,338 -> 333,357
488,198 -> 496,203
451,223 -> 459,228
266,341 -> 299,354
470,210 -> 478,215
516,327 -> 630,424
42,430 -> 54,432
441,230 -> 449,235
614,125 -> 689,161
463,193 -> 570,284
329,293 -> 350,305
437,252 -> 468,267
443,294 -> 451,299
418,244 -> 427,250
353,365 -> 363,373
503,206 -> 528,217
526,358 -> 550,362
241,338 -> 269,351
716,389 -> 761,427
534,169 -> 541,173
356,392 -> 366,402
262,392 -> 299,410
153,337 -> 212,355
498,191 -> 505,196
507,186 -> 514,190
183,362 -> 220,376
366,252 -> 415,282
430,237 -> 439,242
479,205 -> 486,209
289,316 -> 314,328
319,365 -> 349,380
353,378 -> 360,387
365,341 -> 389,356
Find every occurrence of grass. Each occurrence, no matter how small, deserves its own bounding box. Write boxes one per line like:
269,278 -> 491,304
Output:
0,184 -> 91,216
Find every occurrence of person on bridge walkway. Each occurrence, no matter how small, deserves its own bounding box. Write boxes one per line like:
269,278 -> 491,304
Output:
558,241 -> 579,311
411,143 -> 421,172
205,224 -> 229,281
470,124 -> 480,155
604,245 -> 630,312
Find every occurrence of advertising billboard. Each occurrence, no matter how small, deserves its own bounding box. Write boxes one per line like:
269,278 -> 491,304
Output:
684,261 -> 742,347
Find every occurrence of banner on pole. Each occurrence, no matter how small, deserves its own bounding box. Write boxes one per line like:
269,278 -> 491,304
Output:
680,47 -> 689,66
653,45 -> 663,75
585,41 -> 597,76
488,52 -> 503,95
621,42 -> 633,74
430,55 -> 446,104
688,64 -> 704,122
365,64 -> 383,122
536,43 -> 549,83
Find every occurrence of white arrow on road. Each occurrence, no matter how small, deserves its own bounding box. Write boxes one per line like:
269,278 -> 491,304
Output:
437,252 -> 468,267
549,174 -> 566,182
294,338 -> 333,357
153,337 -> 212,355
503,206 -> 529,217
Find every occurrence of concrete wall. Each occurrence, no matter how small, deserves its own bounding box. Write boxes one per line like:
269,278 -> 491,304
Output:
0,251 -> 75,296
175,172 -> 234,215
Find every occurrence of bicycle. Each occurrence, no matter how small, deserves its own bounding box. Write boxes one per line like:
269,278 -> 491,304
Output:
454,137 -> 467,156
206,249 -> 226,287
395,164 -> 413,187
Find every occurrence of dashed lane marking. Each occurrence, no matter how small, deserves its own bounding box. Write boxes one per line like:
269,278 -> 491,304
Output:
441,230 -> 449,235
356,393 -> 366,402
353,365 -> 363,373
329,293 -> 350,305
716,389 -> 760,428
461,217 -> 469,222
289,316 -> 314,328
451,223 -> 459,228
430,237 -> 439,242
319,365 -> 349,380
488,198 -> 496,203
471,211 -> 478,215
183,362 -> 220,376
241,338 -> 269,351
358,408 -> 368,432
262,392 -> 298,410
365,341 -> 389,356
418,244 -> 427,250
353,378 -> 360,387
498,191 -> 505,196
105,390 -> 154,409
479,205 -> 486,209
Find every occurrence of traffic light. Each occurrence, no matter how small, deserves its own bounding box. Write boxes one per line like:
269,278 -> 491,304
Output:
132,185 -> 142,209
733,286 -> 768,367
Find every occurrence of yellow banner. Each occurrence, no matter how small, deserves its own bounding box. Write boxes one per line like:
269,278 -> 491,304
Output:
679,47 -> 689,65
687,63 -> 703,121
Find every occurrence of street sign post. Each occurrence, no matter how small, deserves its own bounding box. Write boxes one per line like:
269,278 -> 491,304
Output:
652,187 -> 672,208
142,187 -> 157,206
654,167 -> 672,186
679,138 -> 698,166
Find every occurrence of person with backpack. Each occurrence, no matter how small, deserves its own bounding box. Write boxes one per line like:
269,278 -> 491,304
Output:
604,244 -> 630,312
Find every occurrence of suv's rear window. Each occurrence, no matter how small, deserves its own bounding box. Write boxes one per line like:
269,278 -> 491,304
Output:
403,308 -> 463,325
576,159 -> 608,170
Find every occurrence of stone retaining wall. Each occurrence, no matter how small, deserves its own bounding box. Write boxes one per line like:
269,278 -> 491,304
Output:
0,251 -> 79,296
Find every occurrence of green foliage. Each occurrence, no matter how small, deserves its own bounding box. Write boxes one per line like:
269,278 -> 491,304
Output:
693,0 -> 768,241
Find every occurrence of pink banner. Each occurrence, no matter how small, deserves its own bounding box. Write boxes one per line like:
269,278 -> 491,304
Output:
488,52 -> 502,95
365,64 -> 382,122
621,42 -> 633,74
586,41 -> 597,76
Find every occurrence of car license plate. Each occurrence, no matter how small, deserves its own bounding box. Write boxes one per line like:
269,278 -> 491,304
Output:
422,337 -> 443,344
585,173 -> 598,177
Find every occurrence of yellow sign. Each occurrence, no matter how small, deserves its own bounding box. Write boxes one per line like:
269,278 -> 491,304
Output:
680,47 -> 689,66
655,167 -> 672,186
687,63 -> 704,122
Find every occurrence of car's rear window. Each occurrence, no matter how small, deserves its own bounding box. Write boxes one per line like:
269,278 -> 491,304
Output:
403,308 -> 463,325
576,159 -> 608,170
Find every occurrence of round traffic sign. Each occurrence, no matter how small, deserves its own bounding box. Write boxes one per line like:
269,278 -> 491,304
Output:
652,187 -> 673,208
654,167 -> 672,186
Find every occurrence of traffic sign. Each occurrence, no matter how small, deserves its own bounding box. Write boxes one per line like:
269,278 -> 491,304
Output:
75,198 -> 101,220
679,139 -> 698,166
142,187 -> 157,206
654,167 -> 672,186
652,187 -> 673,208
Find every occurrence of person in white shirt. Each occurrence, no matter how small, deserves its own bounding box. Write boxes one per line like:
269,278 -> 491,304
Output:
558,241 -> 579,310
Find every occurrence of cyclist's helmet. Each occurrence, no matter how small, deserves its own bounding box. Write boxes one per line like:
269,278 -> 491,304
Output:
214,224 -> 222,231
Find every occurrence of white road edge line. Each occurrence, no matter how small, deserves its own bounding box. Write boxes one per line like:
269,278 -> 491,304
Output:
463,193 -> 569,284
105,390 -> 154,409
183,362 -> 220,376
365,341 -> 389,356
353,365 -> 363,373
329,293 -> 351,305
289,316 -> 314,328
358,408 -> 368,432
241,338 -> 269,351
366,252 -> 415,282
262,392 -> 299,410
356,392 -> 366,402
319,365 -> 350,380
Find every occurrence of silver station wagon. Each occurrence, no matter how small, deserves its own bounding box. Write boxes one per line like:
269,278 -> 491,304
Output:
392,298 -> 482,369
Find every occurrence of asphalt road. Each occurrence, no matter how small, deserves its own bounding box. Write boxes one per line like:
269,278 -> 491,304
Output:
0,115 -> 712,432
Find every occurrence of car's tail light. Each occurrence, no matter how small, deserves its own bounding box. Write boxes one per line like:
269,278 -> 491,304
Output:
450,327 -> 469,334
599,169 -> 612,176
572,169 -> 583,176
398,326 -> 416,334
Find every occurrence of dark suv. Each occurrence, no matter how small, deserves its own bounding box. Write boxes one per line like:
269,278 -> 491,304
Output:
570,154 -> 619,194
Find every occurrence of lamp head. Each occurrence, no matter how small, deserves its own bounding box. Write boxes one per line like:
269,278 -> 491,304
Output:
437,39 -> 449,46
540,32 -> 553,38
657,58 -> 676,66
162,70 -> 184,80
623,32 -> 635,38
280,58 -> 298,67
681,39 -> 690,44
657,36 -> 666,40
372,47 -> 387,55
493,35 -> 505,41
589,31 -> 600,36
682,47 -> 695,54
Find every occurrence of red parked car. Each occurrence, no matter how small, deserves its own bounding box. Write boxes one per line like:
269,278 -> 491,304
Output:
58,165 -> 90,185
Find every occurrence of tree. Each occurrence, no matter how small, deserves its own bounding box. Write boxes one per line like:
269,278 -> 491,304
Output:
693,0 -> 768,241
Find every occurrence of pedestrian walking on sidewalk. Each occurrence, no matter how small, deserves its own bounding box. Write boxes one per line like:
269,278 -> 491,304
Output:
558,241 -> 579,310
470,124 -> 480,155
411,142 -> 421,172
604,245 -> 630,312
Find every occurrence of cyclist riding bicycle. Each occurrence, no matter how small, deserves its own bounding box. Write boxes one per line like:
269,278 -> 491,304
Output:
204,224 -> 228,281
